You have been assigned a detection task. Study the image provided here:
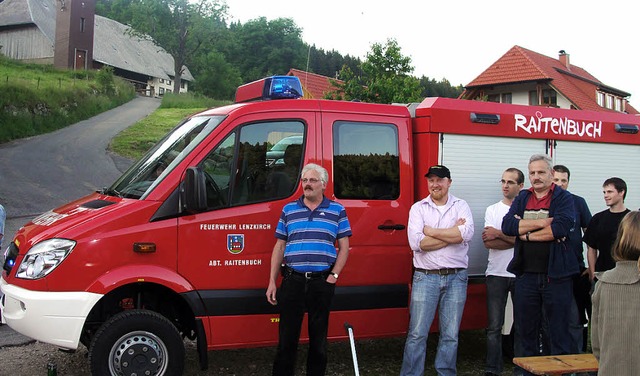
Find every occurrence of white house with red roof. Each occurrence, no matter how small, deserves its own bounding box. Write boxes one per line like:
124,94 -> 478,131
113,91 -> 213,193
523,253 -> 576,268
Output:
460,45 -> 638,114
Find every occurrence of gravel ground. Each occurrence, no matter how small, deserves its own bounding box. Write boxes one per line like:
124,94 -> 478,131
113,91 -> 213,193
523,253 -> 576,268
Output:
0,330 -> 505,375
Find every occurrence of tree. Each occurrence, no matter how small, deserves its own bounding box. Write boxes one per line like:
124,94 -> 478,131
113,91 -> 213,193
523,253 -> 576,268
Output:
190,50 -> 242,100
306,46 -> 361,80
418,76 -> 464,98
223,17 -> 307,82
103,0 -> 229,94
329,39 -> 422,103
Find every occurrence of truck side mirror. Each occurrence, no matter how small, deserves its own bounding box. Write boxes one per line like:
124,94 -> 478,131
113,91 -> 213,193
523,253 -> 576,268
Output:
182,167 -> 207,214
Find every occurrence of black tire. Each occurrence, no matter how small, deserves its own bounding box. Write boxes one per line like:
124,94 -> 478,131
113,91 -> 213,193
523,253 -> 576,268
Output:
88,310 -> 185,376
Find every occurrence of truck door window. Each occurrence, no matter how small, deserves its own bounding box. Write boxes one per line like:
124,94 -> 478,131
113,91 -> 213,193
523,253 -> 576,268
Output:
198,121 -> 305,209
200,133 -> 235,209
333,121 -> 399,200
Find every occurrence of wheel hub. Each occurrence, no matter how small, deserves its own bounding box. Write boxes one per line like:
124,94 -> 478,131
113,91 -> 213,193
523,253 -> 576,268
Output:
110,331 -> 167,376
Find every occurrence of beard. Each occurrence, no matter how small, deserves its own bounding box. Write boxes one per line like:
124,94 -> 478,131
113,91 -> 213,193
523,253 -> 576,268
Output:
430,189 -> 446,201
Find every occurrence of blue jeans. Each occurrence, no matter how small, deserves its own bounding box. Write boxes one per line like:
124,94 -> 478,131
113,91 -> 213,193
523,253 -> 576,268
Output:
486,275 -> 516,375
514,273 -> 573,374
400,269 -> 468,376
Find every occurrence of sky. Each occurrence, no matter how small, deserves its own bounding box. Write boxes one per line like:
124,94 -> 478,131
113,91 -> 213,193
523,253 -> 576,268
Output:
224,0 -> 640,109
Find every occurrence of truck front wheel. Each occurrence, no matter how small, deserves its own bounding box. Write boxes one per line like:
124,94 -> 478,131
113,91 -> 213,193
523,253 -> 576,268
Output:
88,309 -> 185,376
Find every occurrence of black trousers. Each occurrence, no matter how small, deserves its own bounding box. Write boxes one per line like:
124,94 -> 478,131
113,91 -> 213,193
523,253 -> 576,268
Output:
272,273 -> 335,376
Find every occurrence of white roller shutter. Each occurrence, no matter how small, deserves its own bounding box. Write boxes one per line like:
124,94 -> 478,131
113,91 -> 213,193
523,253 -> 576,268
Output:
554,141 -> 640,214
553,141 -> 640,267
440,134 -> 546,276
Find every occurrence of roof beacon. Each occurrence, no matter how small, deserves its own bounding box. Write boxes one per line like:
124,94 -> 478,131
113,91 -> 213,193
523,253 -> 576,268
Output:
235,76 -> 304,103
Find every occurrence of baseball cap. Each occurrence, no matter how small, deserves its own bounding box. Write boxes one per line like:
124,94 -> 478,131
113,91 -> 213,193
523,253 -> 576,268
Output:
425,165 -> 451,179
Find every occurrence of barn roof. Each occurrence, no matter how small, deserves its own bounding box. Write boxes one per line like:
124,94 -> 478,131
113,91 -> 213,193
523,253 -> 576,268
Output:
93,16 -> 193,81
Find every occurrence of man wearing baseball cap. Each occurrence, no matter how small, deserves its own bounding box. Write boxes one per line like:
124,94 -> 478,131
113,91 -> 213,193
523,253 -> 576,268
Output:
401,164 -> 474,376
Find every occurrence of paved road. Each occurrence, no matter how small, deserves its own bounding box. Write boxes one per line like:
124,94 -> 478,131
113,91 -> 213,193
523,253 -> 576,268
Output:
0,95 -> 161,346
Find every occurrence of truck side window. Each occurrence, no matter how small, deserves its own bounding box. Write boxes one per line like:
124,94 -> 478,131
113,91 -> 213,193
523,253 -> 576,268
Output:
333,121 -> 400,200
199,133 -> 235,209
198,121 -> 305,209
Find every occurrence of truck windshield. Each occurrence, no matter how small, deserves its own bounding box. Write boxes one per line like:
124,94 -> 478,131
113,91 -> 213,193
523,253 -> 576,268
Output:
105,115 -> 226,199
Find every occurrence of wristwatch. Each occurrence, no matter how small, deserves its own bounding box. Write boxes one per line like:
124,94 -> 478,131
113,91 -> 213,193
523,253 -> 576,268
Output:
330,272 -> 339,279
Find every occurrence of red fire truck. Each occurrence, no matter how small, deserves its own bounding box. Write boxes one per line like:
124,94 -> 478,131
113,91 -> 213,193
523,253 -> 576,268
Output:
2,76 -> 639,375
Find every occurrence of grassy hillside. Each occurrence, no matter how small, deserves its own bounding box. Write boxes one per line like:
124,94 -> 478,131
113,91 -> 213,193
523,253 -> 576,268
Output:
108,92 -> 231,160
0,56 -> 135,143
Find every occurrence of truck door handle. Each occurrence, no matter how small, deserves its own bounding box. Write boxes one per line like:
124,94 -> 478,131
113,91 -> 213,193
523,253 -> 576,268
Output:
378,224 -> 406,230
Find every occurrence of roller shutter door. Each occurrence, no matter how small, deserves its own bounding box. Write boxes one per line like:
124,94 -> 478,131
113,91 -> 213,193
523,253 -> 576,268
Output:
553,141 -> 640,214
440,134 -> 546,276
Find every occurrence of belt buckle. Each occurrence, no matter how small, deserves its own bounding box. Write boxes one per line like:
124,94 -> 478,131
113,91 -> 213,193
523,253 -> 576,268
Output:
304,272 -> 312,280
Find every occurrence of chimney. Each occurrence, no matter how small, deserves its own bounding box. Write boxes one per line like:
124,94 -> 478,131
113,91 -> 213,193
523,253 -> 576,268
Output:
54,0 -> 95,70
558,50 -> 570,70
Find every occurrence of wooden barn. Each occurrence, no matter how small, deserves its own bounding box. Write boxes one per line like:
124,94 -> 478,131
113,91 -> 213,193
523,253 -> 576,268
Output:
0,0 -> 194,97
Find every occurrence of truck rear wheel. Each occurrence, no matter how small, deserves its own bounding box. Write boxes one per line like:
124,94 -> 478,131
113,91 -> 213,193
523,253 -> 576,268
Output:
88,309 -> 185,376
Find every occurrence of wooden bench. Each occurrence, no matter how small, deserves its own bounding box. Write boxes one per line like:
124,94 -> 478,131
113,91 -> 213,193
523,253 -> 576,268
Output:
513,353 -> 598,375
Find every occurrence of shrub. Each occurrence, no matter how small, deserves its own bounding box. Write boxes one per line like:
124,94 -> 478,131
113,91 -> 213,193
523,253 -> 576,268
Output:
96,66 -> 116,95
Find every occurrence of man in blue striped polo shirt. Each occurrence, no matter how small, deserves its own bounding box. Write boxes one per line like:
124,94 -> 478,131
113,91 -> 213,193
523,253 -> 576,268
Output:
266,163 -> 352,376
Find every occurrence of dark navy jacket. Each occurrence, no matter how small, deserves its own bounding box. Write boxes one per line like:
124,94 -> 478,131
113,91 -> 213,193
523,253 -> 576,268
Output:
502,185 -> 579,278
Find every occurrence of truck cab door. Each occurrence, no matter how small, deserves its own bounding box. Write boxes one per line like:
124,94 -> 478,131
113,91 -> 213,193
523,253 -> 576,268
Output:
177,112 -> 315,347
320,112 -> 413,297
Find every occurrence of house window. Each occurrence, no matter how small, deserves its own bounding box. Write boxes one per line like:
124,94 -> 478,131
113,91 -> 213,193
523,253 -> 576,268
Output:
529,90 -> 557,106
487,94 -> 500,103
606,95 -> 613,109
615,97 -> 622,112
529,91 -> 539,105
597,92 -> 605,106
501,93 -> 512,104
542,90 -> 557,106
159,87 -> 165,95
80,18 -> 85,32
167,80 -> 172,86
159,78 -> 164,83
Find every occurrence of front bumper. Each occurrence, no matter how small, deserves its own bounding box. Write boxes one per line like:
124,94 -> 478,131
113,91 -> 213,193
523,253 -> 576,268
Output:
0,277 -> 102,349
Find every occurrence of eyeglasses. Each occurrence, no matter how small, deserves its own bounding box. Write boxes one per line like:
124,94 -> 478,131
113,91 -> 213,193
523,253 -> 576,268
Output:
499,179 -> 519,186
301,178 -> 321,184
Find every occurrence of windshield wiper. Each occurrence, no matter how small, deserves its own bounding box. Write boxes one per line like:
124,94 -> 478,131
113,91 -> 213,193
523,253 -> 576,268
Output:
100,187 -> 122,198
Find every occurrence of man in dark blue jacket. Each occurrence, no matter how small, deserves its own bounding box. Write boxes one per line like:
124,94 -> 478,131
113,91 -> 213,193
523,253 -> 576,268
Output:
502,154 -> 578,369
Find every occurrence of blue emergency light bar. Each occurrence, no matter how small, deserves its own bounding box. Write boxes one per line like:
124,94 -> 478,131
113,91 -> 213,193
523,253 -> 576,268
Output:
235,76 -> 304,103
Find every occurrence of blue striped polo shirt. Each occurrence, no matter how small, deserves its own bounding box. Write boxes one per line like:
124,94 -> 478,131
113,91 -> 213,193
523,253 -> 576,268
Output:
275,196 -> 352,272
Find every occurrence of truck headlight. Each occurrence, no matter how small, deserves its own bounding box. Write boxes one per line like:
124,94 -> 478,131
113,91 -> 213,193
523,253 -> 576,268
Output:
16,239 -> 76,279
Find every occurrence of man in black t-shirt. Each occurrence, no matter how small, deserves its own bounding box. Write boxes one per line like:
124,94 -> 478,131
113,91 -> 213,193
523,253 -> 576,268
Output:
583,177 -> 629,281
